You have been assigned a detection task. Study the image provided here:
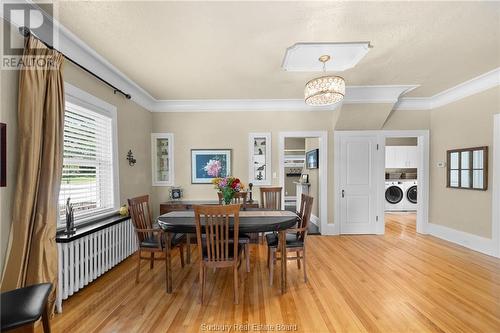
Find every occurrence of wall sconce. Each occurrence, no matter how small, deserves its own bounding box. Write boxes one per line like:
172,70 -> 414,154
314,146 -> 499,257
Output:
126,150 -> 136,166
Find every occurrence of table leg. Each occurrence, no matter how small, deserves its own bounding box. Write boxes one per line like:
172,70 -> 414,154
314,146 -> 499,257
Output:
186,234 -> 191,264
165,232 -> 172,293
280,230 -> 287,294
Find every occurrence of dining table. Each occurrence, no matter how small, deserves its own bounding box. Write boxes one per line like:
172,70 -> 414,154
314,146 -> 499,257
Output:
157,209 -> 298,294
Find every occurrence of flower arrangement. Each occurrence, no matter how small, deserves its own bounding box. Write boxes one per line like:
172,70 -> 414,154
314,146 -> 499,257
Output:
212,176 -> 245,204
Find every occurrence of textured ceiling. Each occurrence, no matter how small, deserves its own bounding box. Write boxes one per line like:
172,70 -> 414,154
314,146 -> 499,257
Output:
55,1 -> 500,100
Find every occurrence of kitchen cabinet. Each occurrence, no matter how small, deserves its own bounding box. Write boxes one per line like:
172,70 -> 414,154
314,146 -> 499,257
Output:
386,146 -> 418,168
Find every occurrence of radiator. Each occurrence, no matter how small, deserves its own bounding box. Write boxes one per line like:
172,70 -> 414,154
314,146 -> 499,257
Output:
56,218 -> 138,313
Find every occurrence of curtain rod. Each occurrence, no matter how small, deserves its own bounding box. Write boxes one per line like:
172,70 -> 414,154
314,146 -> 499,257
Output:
19,26 -> 132,100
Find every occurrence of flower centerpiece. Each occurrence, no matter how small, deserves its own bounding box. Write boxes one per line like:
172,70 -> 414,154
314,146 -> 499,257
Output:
212,176 -> 244,205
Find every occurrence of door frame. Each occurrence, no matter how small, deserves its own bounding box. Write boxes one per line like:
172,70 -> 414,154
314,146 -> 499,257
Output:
492,114 -> 500,257
278,131 -> 328,234
333,130 -> 430,235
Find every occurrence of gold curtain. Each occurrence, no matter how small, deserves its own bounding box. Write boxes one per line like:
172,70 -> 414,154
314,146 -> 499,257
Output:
1,36 -> 65,315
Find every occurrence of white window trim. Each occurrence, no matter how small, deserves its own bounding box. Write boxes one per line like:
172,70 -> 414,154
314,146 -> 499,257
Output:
60,82 -> 120,226
248,132 -> 272,186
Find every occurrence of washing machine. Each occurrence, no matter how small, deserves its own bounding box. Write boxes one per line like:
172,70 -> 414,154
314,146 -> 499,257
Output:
385,181 -> 404,211
402,180 -> 417,211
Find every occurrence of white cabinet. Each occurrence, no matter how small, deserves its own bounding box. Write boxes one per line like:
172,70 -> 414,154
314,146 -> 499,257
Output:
386,146 -> 418,168
406,146 -> 418,168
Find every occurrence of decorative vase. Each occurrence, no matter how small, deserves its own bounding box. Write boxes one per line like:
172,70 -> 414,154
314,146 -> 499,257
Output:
222,189 -> 235,205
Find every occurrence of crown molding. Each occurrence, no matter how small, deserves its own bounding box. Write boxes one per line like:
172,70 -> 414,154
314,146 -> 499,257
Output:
396,67 -> 500,111
150,99 -> 339,112
150,85 -> 417,112
3,2 -> 498,113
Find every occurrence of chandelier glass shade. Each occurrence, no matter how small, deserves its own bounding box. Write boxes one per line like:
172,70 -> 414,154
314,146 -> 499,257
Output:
304,75 -> 345,106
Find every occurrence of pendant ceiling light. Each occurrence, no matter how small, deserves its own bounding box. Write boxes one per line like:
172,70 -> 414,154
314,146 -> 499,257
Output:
304,55 -> 345,106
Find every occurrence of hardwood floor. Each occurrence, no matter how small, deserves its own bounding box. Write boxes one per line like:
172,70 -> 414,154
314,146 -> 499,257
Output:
51,213 -> 500,332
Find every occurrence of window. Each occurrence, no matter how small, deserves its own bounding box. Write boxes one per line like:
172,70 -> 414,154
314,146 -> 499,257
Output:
447,146 -> 488,191
58,85 -> 119,225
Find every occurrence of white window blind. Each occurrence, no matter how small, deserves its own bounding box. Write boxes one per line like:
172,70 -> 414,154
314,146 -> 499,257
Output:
58,102 -> 115,224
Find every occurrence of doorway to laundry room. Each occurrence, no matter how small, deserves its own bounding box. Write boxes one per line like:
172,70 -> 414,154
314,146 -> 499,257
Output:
384,136 -> 419,235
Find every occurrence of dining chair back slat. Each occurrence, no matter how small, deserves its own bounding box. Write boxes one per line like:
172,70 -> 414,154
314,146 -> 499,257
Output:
297,194 -> 314,241
128,194 -> 185,284
194,204 -> 240,264
267,193 -> 313,285
217,192 -> 248,209
128,195 -> 153,242
260,187 -> 282,210
194,204 -> 242,304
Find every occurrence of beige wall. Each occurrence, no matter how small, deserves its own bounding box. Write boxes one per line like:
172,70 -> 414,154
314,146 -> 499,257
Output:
0,57 -> 152,276
429,86 -> 500,238
151,111 -> 336,222
383,109 -> 430,130
304,138 -> 319,217
335,103 -> 395,130
284,137 -> 305,150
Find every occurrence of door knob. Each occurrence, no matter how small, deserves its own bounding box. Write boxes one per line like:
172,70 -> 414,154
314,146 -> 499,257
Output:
342,189 -> 345,198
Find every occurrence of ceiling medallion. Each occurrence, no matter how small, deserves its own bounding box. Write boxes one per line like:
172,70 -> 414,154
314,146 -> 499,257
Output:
304,55 -> 345,106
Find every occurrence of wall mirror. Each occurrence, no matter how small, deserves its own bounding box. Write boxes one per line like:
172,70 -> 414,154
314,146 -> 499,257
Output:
447,146 -> 488,190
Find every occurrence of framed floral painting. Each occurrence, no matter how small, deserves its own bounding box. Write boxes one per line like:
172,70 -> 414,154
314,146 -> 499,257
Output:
191,149 -> 232,184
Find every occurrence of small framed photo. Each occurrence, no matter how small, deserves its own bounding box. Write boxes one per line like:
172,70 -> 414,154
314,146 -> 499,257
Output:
301,174 -> 309,183
306,149 -> 319,169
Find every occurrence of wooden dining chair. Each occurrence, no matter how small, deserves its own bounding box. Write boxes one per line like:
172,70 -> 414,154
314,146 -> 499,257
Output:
266,193 -> 313,285
217,191 -> 247,209
194,204 -> 243,304
260,187 -> 282,210
216,192 -> 251,271
259,187 -> 283,242
128,195 -> 185,283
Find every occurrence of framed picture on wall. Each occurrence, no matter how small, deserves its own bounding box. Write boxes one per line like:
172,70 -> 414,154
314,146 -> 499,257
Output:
306,149 -> 319,169
191,149 -> 232,184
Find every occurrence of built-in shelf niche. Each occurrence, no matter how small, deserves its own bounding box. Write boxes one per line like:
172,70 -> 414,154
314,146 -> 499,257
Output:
248,132 -> 271,186
151,133 -> 174,186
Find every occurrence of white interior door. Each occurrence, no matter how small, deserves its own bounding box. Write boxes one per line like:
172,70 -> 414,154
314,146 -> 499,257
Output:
339,135 -> 380,234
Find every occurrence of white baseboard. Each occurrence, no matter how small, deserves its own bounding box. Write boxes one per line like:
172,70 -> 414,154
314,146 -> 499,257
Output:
310,214 -> 320,226
427,223 -> 498,258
